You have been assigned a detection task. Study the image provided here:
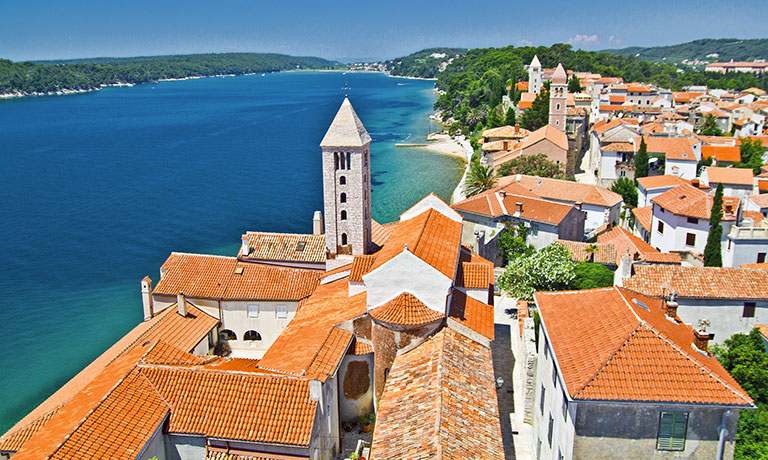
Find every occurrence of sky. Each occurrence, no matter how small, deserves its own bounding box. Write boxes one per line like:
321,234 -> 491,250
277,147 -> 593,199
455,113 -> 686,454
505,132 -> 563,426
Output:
1,0 -> 765,62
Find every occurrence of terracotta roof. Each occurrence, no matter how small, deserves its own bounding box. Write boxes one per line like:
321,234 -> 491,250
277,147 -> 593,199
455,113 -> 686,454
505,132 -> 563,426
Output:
369,292 -> 444,326
624,265 -> 768,300
370,219 -> 397,251
349,254 -> 377,282
239,232 -> 326,264
632,206 -> 653,232
642,252 -> 682,264
453,188 -> 574,225
698,135 -> 737,146
609,95 -> 625,103
636,174 -> 690,190
555,240 -> 617,266
448,290 -> 495,340
154,253 -> 319,301
535,287 -> 753,406
352,340 -> 373,355
652,183 -> 740,220
459,245 -> 495,285
747,194 -> 768,209
460,262 -> 491,288
368,207 -> 462,279
524,124 -> 569,151
482,125 -> 528,139
740,262 -> 768,269
706,166 -> 754,186
499,174 -> 622,208
370,328 -> 503,459
602,142 -> 634,151
640,136 -> 696,161
305,327 -> 354,380
257,277 -> 366,379
0,408 -> 59,453
598,226 -> 659,265
759,325 -> 768,341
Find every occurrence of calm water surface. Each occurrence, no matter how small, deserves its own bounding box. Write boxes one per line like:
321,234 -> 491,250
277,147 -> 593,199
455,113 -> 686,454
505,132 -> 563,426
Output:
0,71 -> 463,432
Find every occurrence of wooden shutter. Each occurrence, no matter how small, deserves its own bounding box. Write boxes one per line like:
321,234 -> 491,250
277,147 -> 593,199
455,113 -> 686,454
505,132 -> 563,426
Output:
657,411 -> 688,451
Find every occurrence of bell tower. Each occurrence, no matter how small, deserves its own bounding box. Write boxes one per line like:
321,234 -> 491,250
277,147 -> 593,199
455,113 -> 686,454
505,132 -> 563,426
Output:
320,98 -> 372,256
549,63 -> 567,131
528,55 -> 542,94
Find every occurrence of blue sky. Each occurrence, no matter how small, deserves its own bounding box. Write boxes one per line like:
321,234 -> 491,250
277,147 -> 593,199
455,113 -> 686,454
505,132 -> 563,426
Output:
1,0 -> 765,61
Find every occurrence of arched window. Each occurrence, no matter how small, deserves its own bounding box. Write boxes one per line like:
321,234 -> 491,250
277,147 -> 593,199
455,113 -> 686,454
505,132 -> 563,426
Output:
341,233 -> 348,245
346,152 -> 351,169
220,329 -> 237,341
556,103 -> 561,110
341,210 -> 347,220
334,152 -> 339,170
244,330 -> 262,341
340,193 -> 347,203
340,176 -> 346,185
340,151 -> 345,169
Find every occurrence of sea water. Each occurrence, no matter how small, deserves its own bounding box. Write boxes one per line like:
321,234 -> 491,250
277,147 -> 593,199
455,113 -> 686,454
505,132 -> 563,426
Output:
0,71 -> 463,432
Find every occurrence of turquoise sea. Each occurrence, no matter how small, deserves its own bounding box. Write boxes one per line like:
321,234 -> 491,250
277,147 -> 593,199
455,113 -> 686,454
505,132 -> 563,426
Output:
0,71 -> 463,433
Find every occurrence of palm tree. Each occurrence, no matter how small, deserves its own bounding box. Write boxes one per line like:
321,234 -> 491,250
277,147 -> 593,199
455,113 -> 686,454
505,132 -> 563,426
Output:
585,243 -> 599,262
465,163 -> 497,197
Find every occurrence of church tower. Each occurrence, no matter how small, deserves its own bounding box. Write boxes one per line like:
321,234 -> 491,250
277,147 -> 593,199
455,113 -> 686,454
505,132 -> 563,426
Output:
528,55 -> 542,94
549,63 -> 567,131
320,98 -> 372,256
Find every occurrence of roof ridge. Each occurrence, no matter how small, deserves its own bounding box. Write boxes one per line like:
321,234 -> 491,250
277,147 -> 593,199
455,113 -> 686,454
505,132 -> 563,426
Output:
169,252 -> 237,260
412,208 -> 433,251
0,406 -> 61,445
574,322 -> 644,398
245,231 -> 322,237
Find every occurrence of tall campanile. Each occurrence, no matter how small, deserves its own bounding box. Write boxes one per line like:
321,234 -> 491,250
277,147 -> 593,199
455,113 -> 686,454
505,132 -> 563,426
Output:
320,98 -> 372,256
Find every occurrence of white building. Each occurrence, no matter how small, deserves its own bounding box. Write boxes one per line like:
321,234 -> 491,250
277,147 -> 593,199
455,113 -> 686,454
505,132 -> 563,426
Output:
701,166 -> 756,197
636,175 -> 693,207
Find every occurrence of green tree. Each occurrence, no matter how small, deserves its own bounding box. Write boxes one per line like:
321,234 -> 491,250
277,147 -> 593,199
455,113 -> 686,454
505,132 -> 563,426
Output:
711,328 -> 768,459
738,138 -> 765,175
699,114 -> 724,136
487,104 -> 502,129
497,223 -> 534,262
571,262 -> 614,290
611,177 -> 638,208
704,183 -> 724,267
497,153 -> 564,179
464,163 -> 497,197
497,243 -> 575,300
568,75 -> 582,93
520,88 -> 549,131
634,138 -> 649,179
697,156 -> 713,176
504,106 -> 516,126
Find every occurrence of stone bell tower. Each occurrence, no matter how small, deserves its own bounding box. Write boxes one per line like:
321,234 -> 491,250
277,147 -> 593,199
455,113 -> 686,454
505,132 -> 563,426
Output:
528,55 -> 542,94
320,98 -> 372,256
549,63 -> 567,131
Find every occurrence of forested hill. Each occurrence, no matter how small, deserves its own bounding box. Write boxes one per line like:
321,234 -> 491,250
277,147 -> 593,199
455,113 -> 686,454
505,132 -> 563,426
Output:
0,53 -> 341,96
601,38 -> 768,65
384,48 -> 468,78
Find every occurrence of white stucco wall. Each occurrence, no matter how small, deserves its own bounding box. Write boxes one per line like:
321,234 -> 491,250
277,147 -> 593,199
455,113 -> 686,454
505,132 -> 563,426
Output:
220,300 -> 297,358
363,250 -> 453,314
308,374 -> 341,460
665,159 -> 697,180
639,185 -> 677,208
164,434 -> 206,460
599,150 -> 620,181
338,353 -> 374,422
677,299 -> 768,343
723,238 -> 768,268
650,206 -> 732,255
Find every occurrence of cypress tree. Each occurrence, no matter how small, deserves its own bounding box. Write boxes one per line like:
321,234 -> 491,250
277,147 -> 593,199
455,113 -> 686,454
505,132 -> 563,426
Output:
704,183 -> 724,267
487,105 -> 502,129
634,137 -> 649,179
504,106 -> 516,126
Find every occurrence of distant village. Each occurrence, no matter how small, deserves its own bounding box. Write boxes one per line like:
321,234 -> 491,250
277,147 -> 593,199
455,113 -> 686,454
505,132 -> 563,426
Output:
2,54 -> 768,460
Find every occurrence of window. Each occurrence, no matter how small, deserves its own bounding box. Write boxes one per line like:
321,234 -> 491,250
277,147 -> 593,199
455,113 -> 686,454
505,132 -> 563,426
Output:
540,385 -> 546,415
556,103 -> 561,110
339,176 -> 346,185
341,233 -> 348,245
247,304 -> 259,318
346,152 -> 351,169
340,192 -> 347,203
758,253 -> 766,264
562,390 -> 568,420
532,224 -> 540,238
743,302 -> 756,318
244,330 -> 262,341
687,217 -> 698,224
334,152 -> 339,170
543,336 -> 548,359
340,210 -> 347,220
547,414 -> 554,446
219,329 -> 237,341
657,220 -> 664,234
657,411 -> 688,451
276,305 -> 287,319
685,233 -> 696,247
552,365 -> 557,388
339,151 -> 345,169
296,241 -> 306,251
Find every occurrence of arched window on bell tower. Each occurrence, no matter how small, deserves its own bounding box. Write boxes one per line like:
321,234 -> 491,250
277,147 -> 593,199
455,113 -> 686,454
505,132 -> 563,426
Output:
334,152 -> 339,170
341,233 -> 348,245
340,193 -> 347,203
341,210 -> 347,220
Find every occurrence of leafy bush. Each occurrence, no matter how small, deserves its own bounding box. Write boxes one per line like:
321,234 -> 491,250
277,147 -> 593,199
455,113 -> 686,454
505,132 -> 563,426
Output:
571,262 -> 614,290
497,243 -> 575,300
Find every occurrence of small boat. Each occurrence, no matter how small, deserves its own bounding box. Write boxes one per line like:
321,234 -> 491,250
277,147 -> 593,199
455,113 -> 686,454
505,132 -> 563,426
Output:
261,73 -> 266,76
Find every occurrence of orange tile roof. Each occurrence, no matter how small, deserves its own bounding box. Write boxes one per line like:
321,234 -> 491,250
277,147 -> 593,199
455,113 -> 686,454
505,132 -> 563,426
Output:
238,232 -> 326,264
535,287 -> 753,406
349,254 -> 377,282
453,189 -> 575,225
371,219 -> 397,251
598,226 -> 659,265
739,262 -> 768,269
370,328 -> 503,459
652,183 -> 740,220
460,245 -> 495,285
602,142 -> 634,151
500,174 -> 623,207
460,262 -> 491,288
524,124 -> 569,151
369,292 -> 444,326
206,449 -> 291,460
257,277 -> 366,378
632,206 -> 653,232
0,408 -> 59,453
482,125 -> 529,140
609,94 -> 625,103
642,252 -> 682,264
706,166 -> 755,186
154,253 -> 319,301
640,136 -> 696,161
636,174 -> 690,190
305,327 -> 354,380
759,325 -> 768,341
368,207 -> 463,279
555,240 -> 617,266
352,340 -> 373,355
624,265 -> 768,300
448,290 -> 494,340
747,194 -> 768,208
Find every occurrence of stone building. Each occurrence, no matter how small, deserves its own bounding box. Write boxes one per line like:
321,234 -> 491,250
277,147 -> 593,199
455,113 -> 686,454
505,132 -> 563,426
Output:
549,63 -> 567,131
528,54 -> 542,94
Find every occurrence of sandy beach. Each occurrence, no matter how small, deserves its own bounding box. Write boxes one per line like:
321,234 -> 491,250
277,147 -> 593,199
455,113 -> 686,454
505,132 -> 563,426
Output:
421,140 -> 467,160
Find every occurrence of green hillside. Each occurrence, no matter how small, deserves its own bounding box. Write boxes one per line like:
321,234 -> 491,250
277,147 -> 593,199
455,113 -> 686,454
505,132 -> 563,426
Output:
384,48 -> 469,78
0,53 -> 341,96
601,38 -> 768,66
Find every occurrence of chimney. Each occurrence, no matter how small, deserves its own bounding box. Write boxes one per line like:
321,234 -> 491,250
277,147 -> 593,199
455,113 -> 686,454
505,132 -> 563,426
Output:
141,276 -> 153,321
693,329 -> 714,353
240,234 -> 249,257
724,203 -> 733,215
574,201 -> 582,210
313,211 -> 323,235
177,292 -> 187,317
665,300 -> 679,319
515,202 -> 523,214
499,190 -> 507,198
691,178 -> 700,187
515,125 -> 520,133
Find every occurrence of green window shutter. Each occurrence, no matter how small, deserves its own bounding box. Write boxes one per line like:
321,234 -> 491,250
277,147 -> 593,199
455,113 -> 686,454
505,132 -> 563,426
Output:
657,411 -> 688,451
